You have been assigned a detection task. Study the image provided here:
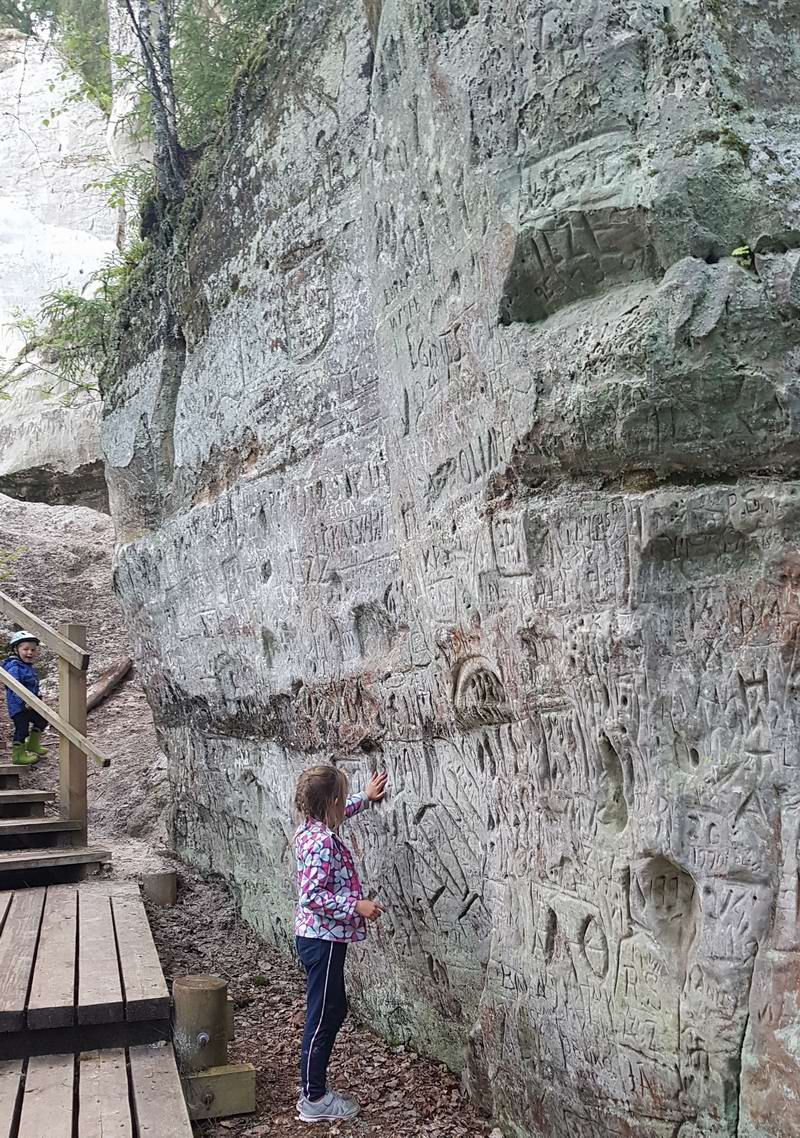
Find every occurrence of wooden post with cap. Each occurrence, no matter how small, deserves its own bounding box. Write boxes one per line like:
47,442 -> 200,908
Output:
172,975 -> 256,1120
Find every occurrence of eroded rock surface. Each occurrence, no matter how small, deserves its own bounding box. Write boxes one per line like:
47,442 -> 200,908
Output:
105,2 -> 800,1135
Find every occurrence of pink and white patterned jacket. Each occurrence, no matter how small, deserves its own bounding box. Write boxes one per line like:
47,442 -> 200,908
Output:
294,792 -> 369,942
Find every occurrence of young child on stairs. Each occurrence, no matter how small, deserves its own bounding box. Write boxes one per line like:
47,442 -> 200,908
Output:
293,763 -> 388,1124
3,631 -> 48,766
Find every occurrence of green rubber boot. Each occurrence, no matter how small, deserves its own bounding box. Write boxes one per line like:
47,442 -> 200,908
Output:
12,742 -> 38,766
25,730 -> 48,757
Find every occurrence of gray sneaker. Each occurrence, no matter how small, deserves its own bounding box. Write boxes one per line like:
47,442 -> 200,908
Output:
297,1090 -> 360,1123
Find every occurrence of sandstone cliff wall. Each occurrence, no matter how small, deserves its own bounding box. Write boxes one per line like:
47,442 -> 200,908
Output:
104,3 -> 800,1135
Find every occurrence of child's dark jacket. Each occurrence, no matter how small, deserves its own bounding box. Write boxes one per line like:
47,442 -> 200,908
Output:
3,657 -> 39,717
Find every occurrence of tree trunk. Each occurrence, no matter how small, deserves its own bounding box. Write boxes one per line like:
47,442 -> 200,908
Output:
106,0 -> 153,245
124,0 -> 184,201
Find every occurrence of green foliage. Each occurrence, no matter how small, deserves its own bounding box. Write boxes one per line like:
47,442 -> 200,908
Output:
0,0 -> 112,109
172,0 -> 282,149
1,1 -> 289,402
86,159 -> 153,211
0,241 -> 149,404
55,0 -> 112,109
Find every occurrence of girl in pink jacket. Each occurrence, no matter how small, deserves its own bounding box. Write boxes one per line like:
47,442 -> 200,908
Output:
293,763 -> 387,1124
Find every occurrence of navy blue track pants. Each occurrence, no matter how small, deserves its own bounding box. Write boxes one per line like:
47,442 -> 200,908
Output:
296,936 -> 348,1101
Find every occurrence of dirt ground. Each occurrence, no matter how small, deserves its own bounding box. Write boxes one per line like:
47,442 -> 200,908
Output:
0,497 -> 500,1137
149,866 -> 496,1138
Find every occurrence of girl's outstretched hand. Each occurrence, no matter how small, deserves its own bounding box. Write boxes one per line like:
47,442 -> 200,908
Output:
366,770 -> 388,802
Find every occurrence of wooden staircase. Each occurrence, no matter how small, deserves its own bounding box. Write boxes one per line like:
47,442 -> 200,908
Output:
0,595 -> 111,885
0,765 -> 109,884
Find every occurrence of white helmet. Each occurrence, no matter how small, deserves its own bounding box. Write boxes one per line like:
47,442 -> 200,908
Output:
9,631 -> 40,649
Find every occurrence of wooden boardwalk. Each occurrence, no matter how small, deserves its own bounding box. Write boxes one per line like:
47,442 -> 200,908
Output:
0,881 -> 169,1060
0,604 -> 197,1132
0,1044 -> 193,1137
0,880 -> 193,1135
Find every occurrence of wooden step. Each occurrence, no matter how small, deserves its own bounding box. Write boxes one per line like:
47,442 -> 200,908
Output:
0,820 -> 81,838
0,792 -> 53,822
0,848 -> 110,875
129,1044 -> 194,1135
0,819 -> 82,853
0,792 -> 53,805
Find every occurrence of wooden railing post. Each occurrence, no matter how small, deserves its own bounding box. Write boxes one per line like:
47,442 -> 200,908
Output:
59,623 -> 87,845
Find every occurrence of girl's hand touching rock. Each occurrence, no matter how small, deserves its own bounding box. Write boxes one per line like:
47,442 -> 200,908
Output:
366,770 -> 388,802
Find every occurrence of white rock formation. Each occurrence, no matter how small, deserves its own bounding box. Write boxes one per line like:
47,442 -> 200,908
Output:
0,28 -> 114,506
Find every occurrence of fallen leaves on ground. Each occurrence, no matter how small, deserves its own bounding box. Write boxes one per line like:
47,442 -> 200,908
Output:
146,867 -> 496,1138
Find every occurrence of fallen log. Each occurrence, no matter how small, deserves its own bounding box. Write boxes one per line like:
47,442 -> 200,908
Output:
87,656 -> 133,712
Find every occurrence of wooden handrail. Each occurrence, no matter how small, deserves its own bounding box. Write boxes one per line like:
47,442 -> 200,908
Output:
0,592 -> 90,672
0,666 -> 110,768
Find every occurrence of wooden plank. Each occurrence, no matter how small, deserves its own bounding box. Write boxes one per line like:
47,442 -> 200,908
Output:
0,897 -> 12,927
0,890 -> 45,1032
111,894 -> 170,1022
184,1063 -> 257,1120
0,669 -> 109,770
28,887 -> 77,1029
79,1050 -> 132,1138
0,591 -> 89,670
78,889 -> 123,1025
0,1060 -> 22,1136
0,847 -> 110,874
77,880 -> 138,898
0,819 -> 81,837
17,1054 -> 73,1138
0,791 -> 54,805
59,624 -> 88,842
129,1044 -> 193,1137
